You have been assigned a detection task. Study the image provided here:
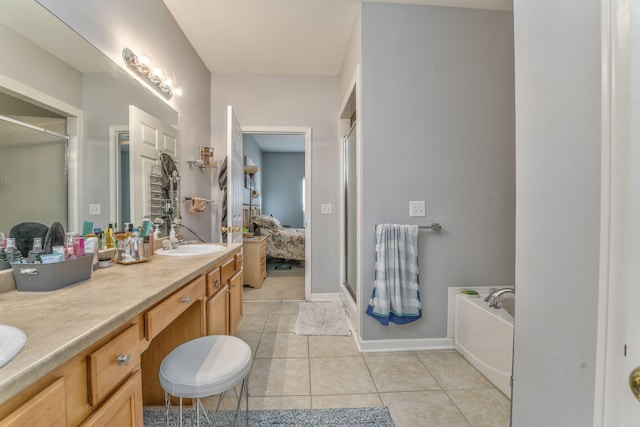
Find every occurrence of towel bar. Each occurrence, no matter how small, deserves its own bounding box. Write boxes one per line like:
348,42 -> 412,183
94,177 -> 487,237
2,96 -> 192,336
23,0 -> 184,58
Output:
182,197 -> 214,204
375,223 -> 442,231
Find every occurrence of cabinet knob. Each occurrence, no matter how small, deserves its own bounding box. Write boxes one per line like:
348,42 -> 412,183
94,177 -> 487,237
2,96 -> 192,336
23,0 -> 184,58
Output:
117,354 -> 132,366
214,279 -> 220,288
182,297 -> 191,304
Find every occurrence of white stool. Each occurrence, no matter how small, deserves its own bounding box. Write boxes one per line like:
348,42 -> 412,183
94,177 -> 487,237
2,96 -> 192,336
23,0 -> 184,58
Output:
159,335 -> 252,426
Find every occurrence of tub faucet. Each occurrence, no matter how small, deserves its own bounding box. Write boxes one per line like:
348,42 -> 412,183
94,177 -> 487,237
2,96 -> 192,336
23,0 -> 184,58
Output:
484,287 -> 515,309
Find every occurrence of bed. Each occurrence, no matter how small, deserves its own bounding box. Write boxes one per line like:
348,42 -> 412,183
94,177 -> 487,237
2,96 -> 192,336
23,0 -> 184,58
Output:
252,215 -> 305,261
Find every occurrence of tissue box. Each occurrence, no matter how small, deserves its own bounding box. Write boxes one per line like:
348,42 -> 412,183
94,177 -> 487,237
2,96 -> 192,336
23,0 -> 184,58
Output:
12,255 -> 93,292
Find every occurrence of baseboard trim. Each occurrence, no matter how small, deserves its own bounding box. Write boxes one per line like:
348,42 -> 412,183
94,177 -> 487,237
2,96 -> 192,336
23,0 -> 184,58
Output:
354,336 -> 454,353
308,293 -> 340,301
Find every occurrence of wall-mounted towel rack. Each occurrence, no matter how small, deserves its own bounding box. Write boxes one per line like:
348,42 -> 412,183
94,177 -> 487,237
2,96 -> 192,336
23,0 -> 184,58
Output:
375,223 -> 442,231
182,197 -> 215,204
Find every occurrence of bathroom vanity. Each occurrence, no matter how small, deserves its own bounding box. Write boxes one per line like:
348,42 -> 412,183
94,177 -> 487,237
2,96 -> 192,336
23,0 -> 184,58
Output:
0,244 -> 242,426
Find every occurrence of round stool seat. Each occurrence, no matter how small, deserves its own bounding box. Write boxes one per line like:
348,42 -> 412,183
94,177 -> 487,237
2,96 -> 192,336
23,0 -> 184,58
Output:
159,335 -> 252,399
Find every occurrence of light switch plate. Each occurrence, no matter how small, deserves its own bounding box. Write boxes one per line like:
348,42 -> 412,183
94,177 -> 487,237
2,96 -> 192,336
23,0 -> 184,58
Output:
409,201 -> 426,217
89,204 -> 101,215
321,203 -> 332,214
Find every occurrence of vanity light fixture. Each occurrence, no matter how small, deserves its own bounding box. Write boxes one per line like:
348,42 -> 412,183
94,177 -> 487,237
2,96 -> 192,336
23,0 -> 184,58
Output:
122,48 -> 182,100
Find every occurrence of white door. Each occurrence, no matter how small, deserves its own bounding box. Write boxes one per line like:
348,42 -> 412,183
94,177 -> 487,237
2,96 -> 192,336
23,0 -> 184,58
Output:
129,105 -> 178,227
599,0 -> 640,424
225,105 -> 243,244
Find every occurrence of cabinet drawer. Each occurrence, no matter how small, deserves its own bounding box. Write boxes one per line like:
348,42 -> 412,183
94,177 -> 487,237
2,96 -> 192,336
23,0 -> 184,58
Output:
206,267 -> 222,298
235,252 -> 243,271
0,377 -> 66,427
87,324 -> 140,407
145,276 -> 205,341
220,257 -> 236,284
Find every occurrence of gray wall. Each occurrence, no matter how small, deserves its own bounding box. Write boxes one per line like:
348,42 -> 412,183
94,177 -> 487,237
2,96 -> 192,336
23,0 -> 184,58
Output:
242,134 -> 263,207
211,75 -> 339,295
38,0 -> 213,241
262,152 -> 305,229
360,4 -> 515,340
512,0 -> 601,424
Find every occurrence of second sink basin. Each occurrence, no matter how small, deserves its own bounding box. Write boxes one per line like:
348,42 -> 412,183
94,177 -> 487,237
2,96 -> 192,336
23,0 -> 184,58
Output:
0,325 -> 27,369
156,244 -> 227,257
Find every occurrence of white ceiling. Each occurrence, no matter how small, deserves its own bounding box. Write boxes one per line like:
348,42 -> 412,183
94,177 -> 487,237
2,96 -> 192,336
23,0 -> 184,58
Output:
163,0 -> 513,77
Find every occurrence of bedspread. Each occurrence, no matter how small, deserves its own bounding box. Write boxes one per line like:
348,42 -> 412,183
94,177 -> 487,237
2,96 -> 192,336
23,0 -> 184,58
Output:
253,215 -> 305,260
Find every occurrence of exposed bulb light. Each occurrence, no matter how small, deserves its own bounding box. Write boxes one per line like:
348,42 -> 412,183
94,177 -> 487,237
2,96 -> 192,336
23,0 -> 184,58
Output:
122,48 -> 182,100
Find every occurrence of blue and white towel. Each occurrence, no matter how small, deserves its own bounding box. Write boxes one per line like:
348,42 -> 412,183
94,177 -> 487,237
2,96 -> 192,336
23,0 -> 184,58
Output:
366,224 -> 421,325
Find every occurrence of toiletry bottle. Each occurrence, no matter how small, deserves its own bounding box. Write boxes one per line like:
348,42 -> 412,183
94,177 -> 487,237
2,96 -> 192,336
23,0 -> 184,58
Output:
75,236 -> 85,257
105,224 -> 115,249
65,232 -> 77,259
0,232 -> 5,249
85,235 -> 99,270
4,238 -> 21,262
27,237 -> 44,262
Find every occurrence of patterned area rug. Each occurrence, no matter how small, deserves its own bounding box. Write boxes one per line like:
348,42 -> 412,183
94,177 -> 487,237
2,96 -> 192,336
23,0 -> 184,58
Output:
293,301 -> 351,336
143,406 -> 395,426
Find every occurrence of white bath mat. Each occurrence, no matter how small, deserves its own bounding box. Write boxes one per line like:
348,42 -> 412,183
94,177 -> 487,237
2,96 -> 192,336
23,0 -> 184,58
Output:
293,301 -> 351,336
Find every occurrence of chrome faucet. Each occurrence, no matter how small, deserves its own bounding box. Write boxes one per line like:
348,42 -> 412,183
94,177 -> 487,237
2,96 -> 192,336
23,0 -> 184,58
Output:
484,287 -> 515,309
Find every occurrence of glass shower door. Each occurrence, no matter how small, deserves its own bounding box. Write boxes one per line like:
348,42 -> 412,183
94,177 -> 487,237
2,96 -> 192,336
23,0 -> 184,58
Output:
343,123 -> 357,300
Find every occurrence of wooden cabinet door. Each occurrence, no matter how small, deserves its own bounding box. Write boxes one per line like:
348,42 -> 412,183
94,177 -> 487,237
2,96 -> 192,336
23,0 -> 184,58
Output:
207,284 -> 229,335
0,377 -> 66,427
80,371 -> 143,427
228,271 -> 243,335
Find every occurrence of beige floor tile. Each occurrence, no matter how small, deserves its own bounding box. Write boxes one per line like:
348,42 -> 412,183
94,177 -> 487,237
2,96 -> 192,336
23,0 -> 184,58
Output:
256,333 -> 309,358
249,358 -> 310,396
242,301 -> 273,315
248,396 -> 312,410
244,276 -> 305,301
447,388 -> 511,427
233,333 -> 261,358
267,301 -> 301,315
235,314 -> 267,334
416,351 -> 492,390
364,353 -> 441,392
311,393 -> 382,409
381,391 -> 471,427
263,314 -> 298,333
308,336 -> 360,357
310,356 -> 377,395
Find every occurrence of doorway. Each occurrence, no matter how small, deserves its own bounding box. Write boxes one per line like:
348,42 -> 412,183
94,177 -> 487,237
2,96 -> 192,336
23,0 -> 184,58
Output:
241,126 -> 312,301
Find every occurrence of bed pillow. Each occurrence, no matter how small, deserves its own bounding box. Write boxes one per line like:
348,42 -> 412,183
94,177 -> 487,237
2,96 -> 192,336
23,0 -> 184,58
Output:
253,215 -> 281,229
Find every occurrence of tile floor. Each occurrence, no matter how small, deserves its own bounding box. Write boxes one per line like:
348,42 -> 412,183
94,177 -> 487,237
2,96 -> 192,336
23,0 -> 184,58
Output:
235,299 -> 512,427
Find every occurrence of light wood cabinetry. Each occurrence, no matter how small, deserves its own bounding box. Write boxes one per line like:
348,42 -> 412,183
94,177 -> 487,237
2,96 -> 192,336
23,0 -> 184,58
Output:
80,371 -> 143,427
0,247 -> 242,426
229,271 -> 243,335
243,236 -> 266,288
0,377 -> 66,427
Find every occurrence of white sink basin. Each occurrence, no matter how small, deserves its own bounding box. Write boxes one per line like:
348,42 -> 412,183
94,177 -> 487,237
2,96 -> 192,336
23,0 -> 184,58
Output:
156,244 -> 227,257
0,325 -> 27,369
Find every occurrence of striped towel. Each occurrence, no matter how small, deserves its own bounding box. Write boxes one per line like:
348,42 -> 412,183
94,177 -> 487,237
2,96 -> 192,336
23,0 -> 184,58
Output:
366,224 -> 422,325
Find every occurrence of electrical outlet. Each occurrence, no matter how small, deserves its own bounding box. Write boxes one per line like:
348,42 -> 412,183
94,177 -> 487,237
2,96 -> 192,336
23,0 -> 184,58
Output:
409,201 -> 426,217
321,203 -> 332,214
89,204 -> 101,215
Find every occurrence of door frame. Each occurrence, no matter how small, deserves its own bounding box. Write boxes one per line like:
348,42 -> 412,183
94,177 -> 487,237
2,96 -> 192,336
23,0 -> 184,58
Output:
241,125 -> 312,300
595,0 -> 638,423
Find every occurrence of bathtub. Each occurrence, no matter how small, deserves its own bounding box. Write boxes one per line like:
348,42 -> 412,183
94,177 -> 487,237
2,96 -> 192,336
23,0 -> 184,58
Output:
453,292 -> 514,397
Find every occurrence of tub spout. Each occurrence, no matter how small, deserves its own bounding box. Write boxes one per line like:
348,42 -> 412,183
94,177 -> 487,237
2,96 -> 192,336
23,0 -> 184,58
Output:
484,287 -> 515,309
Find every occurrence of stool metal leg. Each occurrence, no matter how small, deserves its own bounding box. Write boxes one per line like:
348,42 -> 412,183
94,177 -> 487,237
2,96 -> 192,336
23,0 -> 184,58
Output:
164,391 -> 171,427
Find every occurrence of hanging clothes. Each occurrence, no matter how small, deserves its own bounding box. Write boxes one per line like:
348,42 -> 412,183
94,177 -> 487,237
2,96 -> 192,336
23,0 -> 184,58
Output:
366,223 -> 422,325
217,156 -> 228,241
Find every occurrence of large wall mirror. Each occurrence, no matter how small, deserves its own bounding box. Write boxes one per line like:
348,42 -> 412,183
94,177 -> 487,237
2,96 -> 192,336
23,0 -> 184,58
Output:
0,1 -> 178,237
